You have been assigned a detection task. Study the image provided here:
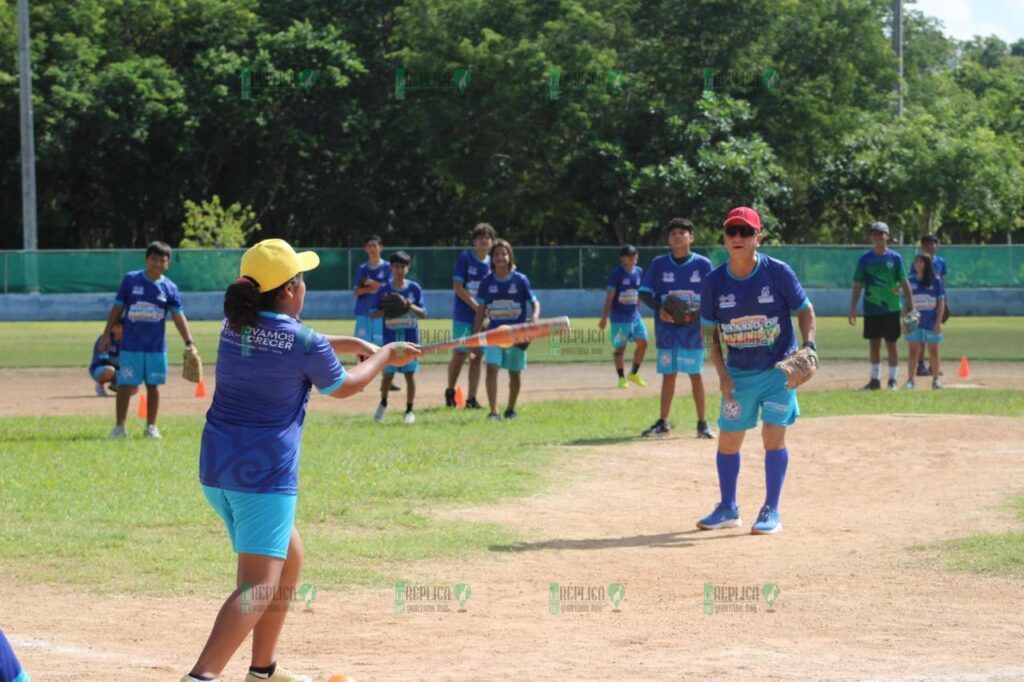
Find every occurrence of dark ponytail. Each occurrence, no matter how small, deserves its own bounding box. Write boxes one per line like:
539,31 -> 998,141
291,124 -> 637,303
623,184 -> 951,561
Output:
224,276 -> 291,330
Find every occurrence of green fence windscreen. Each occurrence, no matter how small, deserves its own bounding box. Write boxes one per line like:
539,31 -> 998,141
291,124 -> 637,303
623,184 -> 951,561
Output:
2,246 -> 1022,294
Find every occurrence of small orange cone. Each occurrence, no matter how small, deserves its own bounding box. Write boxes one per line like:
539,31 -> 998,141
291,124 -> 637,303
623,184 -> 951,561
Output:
455,386 -> 466,408
195,378 -> 208,398
137,393 -> 148,418
958,355 -> 970,379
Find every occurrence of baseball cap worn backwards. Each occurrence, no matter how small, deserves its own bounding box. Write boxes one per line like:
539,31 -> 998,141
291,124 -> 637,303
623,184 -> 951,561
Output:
240,239 -> 320,291
723,206 -> 762,231
870,221 -> 890,235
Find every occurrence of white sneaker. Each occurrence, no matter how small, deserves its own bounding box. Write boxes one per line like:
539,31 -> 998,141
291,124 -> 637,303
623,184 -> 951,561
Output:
107,425 -> 127,440
374,403 -> 387,422
404,410 -> 416,424
95,383 -> 109,397
144,424 -> 162,439
903,379 -> 915,390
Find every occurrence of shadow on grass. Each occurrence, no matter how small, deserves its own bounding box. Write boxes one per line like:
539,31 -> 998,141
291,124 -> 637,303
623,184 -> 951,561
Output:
489,529 -> 748,552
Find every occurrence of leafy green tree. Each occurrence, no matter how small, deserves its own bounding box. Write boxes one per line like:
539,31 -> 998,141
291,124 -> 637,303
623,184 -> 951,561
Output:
179,195 -> 261,248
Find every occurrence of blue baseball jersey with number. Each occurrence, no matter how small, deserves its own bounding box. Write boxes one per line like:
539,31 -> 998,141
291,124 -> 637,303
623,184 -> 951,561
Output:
114,270 -> 183,352
353,261 -> 392,316
700,254 -> 810,372
0,628 -> 27,682
372,280 -> 426,344
452,250 -> 491,324
607,265 -> 643,324
88,333 -> 121,374
908,273 -> 945,331
475,271 -> 538,329
200,312 -> 346,495
640,253 -> 713,350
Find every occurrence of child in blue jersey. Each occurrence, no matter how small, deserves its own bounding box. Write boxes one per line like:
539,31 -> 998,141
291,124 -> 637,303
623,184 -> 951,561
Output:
352,235 -> 391,359
916,234 -> 948,376
182,239 -> 419,682
697,207 -> 816,536
638,218 -> 714,439
904,253 -> 946,390
88,320 -> 123,397
599,245 -> 648,389
473,239 -> 539,420
370,251 -> 426,424
445,222 -> 495,409
0,629 -> 29,682
99,241 -> 196,440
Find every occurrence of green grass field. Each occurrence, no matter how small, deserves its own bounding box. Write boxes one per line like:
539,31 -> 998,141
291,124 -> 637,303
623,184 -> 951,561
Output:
1,390 -> 1022,595
0,317 -> 1021,369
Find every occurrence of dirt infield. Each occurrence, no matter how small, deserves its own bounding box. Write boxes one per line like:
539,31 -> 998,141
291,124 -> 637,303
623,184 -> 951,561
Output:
2,360 -> 1023,419
4,415 -> 1024,680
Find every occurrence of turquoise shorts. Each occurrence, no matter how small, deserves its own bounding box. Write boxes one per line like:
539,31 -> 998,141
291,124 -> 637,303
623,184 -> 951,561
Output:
385,360 -> 419,374
610,319 -> 648,349
117,351 -> 168,386
485,345 -> 527,371
656,347 -> 704,375
202,485 -> 297,559
354,315 -> 384,346
905,328 -> 944,344
452,321 -> 475,353
719,367 -> 799,432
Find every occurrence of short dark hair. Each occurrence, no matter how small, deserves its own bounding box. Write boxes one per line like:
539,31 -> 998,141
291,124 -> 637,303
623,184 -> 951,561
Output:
146,241 -> 172,259
471,223 -> 497,240
389,251 -> 411,266
665,218 -> 694,235
921,234 -> 939,244
365,234 -> 382,246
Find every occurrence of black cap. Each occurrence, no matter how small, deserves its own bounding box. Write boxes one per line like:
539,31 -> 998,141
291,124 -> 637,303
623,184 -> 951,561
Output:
619,244 -> 638,256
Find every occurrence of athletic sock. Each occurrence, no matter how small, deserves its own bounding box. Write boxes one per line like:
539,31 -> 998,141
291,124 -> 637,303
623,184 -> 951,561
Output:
630,362 -> 640,375
888,365 -> 899,381
248,662 -> 276,679
716,452 -> 740,510
870,363 -> 881,380
406,401 -> 413,412
616,368 -> 625,378
764,448 -> 789,508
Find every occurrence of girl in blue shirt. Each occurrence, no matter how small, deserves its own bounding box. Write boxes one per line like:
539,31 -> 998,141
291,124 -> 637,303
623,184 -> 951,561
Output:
904,253 -> 946,390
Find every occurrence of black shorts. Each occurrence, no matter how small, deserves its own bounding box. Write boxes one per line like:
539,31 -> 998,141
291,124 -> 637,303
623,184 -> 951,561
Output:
863,312 -> 901,342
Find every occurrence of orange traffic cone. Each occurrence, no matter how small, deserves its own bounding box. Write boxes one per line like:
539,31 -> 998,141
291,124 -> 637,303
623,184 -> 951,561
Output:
958,355 -> 970,379
195,378 -> 208,398
455,386 -> 466,408
137,392 -> 148,419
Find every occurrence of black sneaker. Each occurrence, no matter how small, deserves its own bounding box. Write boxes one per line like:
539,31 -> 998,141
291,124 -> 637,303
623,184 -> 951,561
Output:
642,419 -> 671,437
860,379 -> 881,391
503,409 -> 517,420
390,384 -> 401,392
487,412 -> 502,421
465,397 -> 483,409
696,420 -> 715,439
887,379 -> 898,390
916,361 -> 931,377
444,388 -> 456,407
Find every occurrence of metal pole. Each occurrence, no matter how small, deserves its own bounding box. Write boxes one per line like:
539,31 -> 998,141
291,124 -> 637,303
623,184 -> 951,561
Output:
892,0 -> 903,116
18,0 -> 39,251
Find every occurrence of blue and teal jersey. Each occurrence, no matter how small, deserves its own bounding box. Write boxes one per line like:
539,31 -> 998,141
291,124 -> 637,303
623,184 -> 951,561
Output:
452,250 -> 491,324
114,270 -> 183,352
908,273 -> 945,330
700,254 -> 810,372
372,280 -> 426,344
640,252 -> 713,350
353,261 -> 392,317
0,629 -> 28,682
475,271 -> 538,329
932,254 -> 947,278
853,249 -> 907,316
88,333 -> 120,374
200,313 -> 345,495
607,264 -> 643,324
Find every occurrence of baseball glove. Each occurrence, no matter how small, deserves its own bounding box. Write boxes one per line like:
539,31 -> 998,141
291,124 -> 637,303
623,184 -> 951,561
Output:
381,292 -> 411,318
182,345 -> 203,383
661,295 -> 700,325
775,346 -> 818,389
901,309 -> 921,334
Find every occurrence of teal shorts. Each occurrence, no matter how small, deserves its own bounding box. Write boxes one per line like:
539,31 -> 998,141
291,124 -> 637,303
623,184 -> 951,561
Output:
656,347 -> 704,375
452,321 -> 475,353
117,351 -> 168,386
385,360 -> 419,374
484,345 -> 527,371
905,328 -> 943,344
354,315 -> 384,346
202,485 -> 297,559
719,367 -> 799,432
610,319 -> 648,349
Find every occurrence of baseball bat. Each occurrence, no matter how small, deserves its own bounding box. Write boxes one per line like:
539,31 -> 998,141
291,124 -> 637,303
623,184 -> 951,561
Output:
418,316 -> 571,354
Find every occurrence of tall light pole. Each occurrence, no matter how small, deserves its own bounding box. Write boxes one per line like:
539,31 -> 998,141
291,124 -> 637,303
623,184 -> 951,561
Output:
892,0 -> 903,116
18,0 -> 39,251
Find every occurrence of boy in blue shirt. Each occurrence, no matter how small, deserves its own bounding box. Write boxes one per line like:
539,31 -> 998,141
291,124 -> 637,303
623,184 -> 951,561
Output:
352,234 -> 392,358
445,222 -> 495,409
89,319 -> 123,397
599,245 -> 648,388
99,241 -> 195,440
638,218 -> 714,439
370,251 -> 426,424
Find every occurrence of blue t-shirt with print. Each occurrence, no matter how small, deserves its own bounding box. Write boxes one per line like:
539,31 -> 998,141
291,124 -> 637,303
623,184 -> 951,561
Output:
640,253 -> 713,350
908,273 -> 945,331
475,271 -> 537,329
452,250 -> 491,324
353,261 -> 392,317
607,264 -> 643,324
372,280 -> 426,344
114,270 -> 183,352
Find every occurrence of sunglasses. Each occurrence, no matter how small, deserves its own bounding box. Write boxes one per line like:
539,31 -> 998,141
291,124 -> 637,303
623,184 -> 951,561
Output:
724,225 -> 757,238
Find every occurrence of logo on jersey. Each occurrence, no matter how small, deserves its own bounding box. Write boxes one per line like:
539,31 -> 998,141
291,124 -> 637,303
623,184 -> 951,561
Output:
662,272 -> 675,283
132,286 -> 145,296
509,284 -> 518,294
718,294 -> 737,309
757,286 -> 774,304
469,267 -> 477,276
488,285 -> 498,293
720,315 -> 780,348
690,271 -> 701,283
722,400 -> 741,420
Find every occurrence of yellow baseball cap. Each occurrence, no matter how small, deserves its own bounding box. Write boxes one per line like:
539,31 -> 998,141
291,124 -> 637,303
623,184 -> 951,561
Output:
240,239 -> 320,291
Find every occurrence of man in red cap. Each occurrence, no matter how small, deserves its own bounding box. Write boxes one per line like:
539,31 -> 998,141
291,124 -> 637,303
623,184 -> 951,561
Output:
697,207 -> 817,535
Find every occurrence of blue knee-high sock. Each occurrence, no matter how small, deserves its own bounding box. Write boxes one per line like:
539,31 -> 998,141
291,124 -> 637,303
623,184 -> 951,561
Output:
716,452 -> 740,510
764,448 -> 789,509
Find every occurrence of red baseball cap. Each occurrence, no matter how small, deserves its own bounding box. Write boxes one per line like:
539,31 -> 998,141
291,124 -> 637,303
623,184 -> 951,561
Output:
723,206 -> 762,231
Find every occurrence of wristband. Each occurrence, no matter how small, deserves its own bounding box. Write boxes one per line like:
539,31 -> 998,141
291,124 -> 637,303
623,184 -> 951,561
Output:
185,340 -> 195,347
803,340 -> 817,352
